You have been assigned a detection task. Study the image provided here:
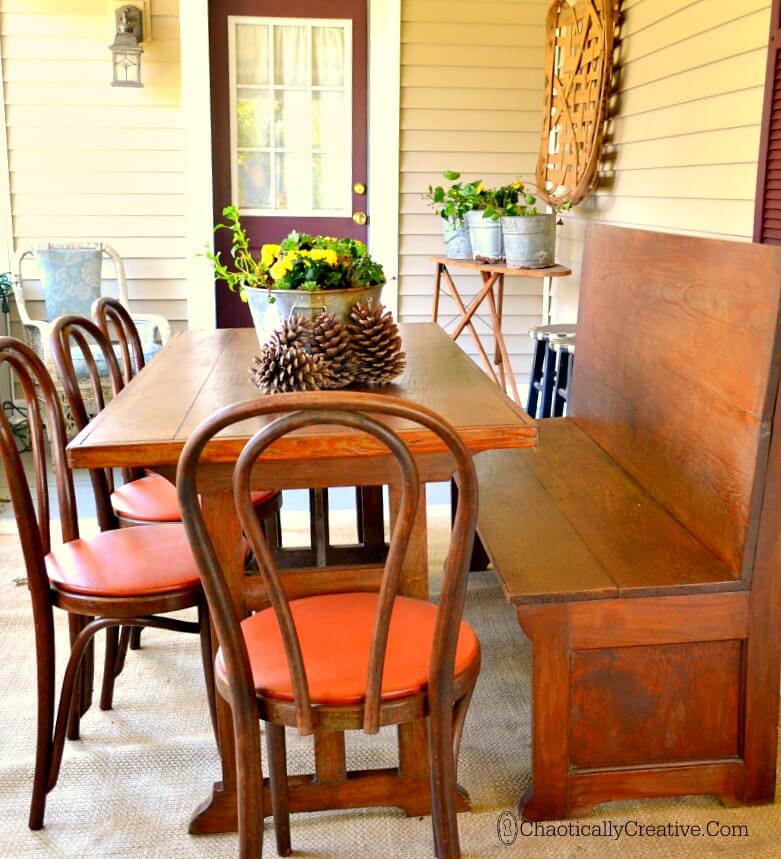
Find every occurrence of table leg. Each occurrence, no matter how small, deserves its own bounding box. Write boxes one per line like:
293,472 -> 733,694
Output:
487,286 -> 522,406
490,272 -> 507,392
440,268 -> 500,384
189,487 -> 245,835
432,262 -> 443,322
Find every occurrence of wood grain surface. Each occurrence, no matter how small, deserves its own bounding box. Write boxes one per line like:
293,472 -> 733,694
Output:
432,257 -> 571,278
570,225 -> 781,573
67,323 -> 537,470
474,420 -> 740,604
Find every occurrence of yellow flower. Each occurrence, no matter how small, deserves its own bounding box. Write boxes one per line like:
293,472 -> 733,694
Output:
269,256 -> 294,281
310,248 -> 339,266
260,243 -> 280,268
512,181 -> 524,190
476,182 -> 485,193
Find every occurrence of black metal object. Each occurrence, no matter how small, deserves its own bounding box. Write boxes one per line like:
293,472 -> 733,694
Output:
525,324 -> 577,419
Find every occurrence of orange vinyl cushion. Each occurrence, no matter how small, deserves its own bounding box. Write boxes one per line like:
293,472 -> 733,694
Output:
111,472 -> 277,523
45,523 -> 202,597
216,592 -> 480,706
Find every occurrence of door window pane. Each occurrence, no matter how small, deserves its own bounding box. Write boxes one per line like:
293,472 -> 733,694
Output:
312,90 -> 346,151
236,89 -> 271,148
236,24 -> 269,85
238,152 -> 271,208
231,17 -> 352,215
274,90 -> 310,149
312,27 -> 345,87
313,152 -> 348,210
274,26 -> 307,87
276,152 -> 311,210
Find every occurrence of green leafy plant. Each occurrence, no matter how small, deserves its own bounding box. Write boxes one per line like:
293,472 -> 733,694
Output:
203,206 -> 265,300
204,207 -> 386,300
462,180 -> 573,223
423,171 -> 483,228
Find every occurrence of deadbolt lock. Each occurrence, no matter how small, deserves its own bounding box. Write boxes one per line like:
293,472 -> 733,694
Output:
352,211 -> 368,225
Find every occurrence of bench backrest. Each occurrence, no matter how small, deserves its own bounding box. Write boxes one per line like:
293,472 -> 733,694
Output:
570,225 -> 781,575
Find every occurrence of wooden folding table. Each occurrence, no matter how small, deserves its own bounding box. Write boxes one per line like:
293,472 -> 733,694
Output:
432,257 -> 571,406
67,322 -> 537,833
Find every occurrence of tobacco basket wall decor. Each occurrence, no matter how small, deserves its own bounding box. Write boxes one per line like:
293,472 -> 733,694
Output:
536,0 -> 619,207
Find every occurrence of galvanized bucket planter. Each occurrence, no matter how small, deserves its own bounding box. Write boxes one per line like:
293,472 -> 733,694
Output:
442,221 -> 472,259
244,282 -> 384,348
502,214 -> 556,268
465,210 -> 504,261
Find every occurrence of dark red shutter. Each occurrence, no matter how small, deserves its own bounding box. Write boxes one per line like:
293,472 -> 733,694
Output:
755,0 -> 781,243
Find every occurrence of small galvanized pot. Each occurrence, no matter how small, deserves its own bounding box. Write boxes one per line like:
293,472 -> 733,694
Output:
442,221 -> 472,259
244,282 -> 384,348
465,210 -> 504,261
502,214 -> 556,268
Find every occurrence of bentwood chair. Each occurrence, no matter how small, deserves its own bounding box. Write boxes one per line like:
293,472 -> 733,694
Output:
89,298 -> 281,529
51,309 -> 281,677
48,314 -> 225,715
0,337 -> 215,831
177,392 -> 482,858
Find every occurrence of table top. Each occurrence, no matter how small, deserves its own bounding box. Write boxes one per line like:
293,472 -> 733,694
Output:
433,257 -> 571,278
67,323 -> 537,470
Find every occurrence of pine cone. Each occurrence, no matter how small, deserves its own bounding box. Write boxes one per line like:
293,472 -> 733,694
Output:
249,341 -> 329,394
348,299 -> 406,385
269,314 -> 313,351
311,311 -> 355,389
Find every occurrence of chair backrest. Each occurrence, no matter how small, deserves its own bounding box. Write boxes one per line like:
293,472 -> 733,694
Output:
176,391 -> 479,737
0,338 -> 80,606
49,315 -> 127,531
570,224 -> 781,575
92,296 -> 146,384
14,242 -> 129,323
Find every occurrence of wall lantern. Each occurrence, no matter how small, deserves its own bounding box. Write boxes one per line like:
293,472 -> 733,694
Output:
109,5 -> 144,87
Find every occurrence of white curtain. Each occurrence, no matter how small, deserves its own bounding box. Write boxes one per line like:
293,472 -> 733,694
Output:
312,27 -> 345,87
274,25 -> 307,86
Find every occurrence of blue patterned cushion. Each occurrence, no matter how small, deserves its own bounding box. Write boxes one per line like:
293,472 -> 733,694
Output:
69,342 -> 161,381
34,248 -> 102,321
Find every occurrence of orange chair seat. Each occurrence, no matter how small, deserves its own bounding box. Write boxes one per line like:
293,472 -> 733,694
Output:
111,473 -> 277,523
45,523 -> 201,597
216,592 -> 480,706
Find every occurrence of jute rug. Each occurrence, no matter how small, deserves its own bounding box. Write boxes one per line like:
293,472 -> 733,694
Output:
1,507 -> 780,857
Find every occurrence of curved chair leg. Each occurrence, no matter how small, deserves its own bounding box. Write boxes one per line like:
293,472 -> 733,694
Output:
47,618 -> 121,795
114,626 -> 132,677
129,627 -> 142,650
266,722 -> 291,856
66,613 -> 94,740
198,603 -> 219,750
100,626 -> 120,710
428,690 -> 461,859
452,670 -> 478,778
232,699 -> 264,858
28,606 -> 56,831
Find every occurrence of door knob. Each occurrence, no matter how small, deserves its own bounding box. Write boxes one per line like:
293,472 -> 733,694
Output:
353,182 -> 367,195
352,211 -> 367,225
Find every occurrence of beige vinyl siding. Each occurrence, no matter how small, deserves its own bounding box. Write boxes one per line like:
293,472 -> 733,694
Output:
399,0 -> 549,385
1,0 -> 187,335
554,0 -> 771,320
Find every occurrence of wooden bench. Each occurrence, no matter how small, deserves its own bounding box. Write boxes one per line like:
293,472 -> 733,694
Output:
474,224 -> 781,820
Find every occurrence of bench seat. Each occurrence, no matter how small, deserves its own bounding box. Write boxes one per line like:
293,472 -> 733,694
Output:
475,419 -> 741,604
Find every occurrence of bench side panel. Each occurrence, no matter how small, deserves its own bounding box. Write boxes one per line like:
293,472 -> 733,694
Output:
570,224 -> 781,573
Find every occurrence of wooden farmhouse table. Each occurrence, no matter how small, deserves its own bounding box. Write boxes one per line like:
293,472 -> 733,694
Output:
67,322 -> 537,833
432,257 -> 571,406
